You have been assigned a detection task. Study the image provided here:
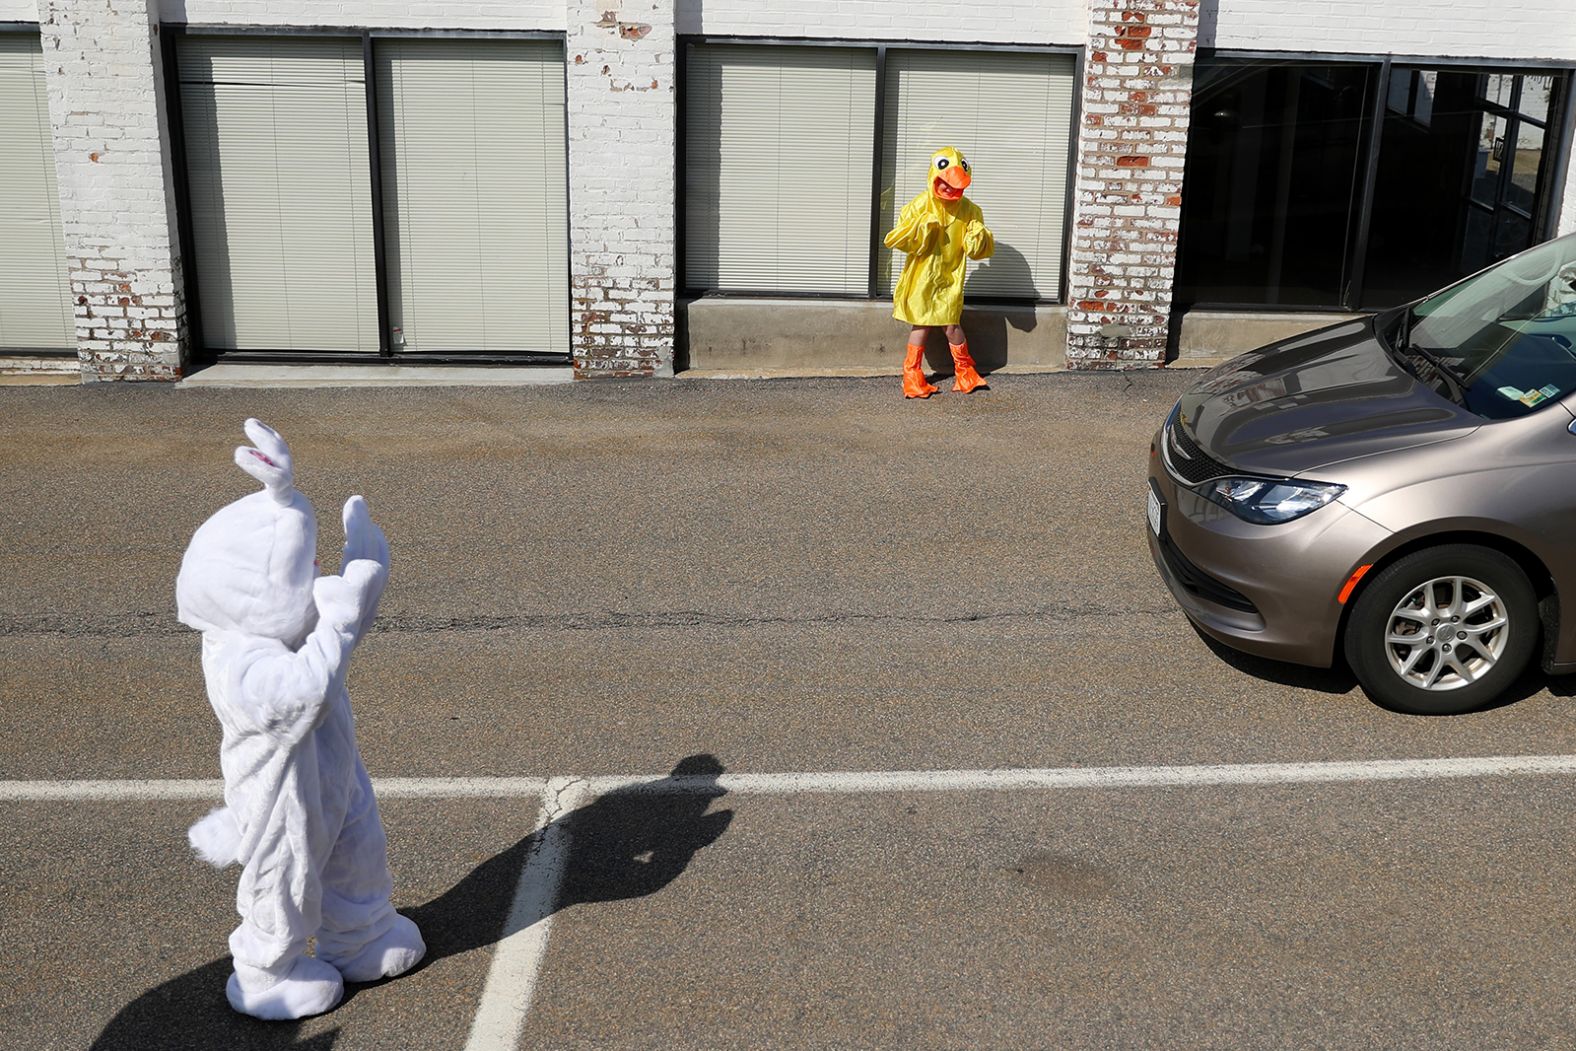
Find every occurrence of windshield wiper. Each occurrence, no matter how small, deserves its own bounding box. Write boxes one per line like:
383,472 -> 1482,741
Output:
1389,310 -> 1467,402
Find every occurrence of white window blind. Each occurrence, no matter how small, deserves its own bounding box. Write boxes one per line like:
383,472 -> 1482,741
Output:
178,36 -> 380,353
880,50 -> 1076,300
376,39 -> 569,356
686,44 -> 876,294
0,35 -> 73,351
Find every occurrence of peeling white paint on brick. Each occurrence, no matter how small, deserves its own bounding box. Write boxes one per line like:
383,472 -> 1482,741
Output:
0,354 -> 79,376
39,0 -> 186,381
566,0 -> 676,378
1064,0 -> 1198,370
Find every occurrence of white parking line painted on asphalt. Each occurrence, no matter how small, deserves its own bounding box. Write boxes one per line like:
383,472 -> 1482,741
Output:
463,776 -> 590,1051
11,756 -> 1576,1050
8,755 -> 1576,803
583,754 -> 1576,796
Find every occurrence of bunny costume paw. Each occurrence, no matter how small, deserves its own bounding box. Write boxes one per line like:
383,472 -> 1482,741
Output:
320,913 -> 427,983
227,956 -> 345,1021
176,419 -> 421,1020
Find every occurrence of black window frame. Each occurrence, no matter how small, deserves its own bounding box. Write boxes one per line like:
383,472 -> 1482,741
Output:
676,35 -> 1084,308
1178,49 -> 1576,314
161,23 -> 575,369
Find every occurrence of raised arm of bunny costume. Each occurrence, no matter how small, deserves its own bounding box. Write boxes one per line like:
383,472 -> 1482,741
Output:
340,495 -> 390,644
217,559 -> 386,744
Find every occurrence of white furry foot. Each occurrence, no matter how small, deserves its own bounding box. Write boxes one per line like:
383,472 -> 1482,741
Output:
323,914 -> 426,983
226,956 -> 344,1020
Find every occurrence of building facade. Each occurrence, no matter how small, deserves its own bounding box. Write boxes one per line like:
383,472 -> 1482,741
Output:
0,0 -> 1572,382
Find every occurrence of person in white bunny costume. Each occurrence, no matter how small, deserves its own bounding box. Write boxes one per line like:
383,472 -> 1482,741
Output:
176,419 -> 425,1020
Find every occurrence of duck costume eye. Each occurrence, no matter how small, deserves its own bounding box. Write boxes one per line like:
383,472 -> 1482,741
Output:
929,147 -> 971,202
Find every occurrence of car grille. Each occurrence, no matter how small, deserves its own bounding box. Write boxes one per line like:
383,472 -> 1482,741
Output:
1156,531 -> 1259,614
1164,415 -> 1233,485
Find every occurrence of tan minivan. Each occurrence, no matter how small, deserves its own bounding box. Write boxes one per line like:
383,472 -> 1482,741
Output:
1150,233 -> 1576,714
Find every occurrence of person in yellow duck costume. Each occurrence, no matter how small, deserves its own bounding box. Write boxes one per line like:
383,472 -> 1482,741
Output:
884,146 -> 995,398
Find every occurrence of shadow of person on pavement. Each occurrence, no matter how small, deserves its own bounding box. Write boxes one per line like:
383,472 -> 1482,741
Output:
89,754 -> 733,1051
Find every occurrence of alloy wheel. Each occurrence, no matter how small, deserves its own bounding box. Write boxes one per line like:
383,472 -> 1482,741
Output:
1384,575 -> 1509,691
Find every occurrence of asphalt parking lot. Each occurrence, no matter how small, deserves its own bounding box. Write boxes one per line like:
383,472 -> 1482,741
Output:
6,371 -> 1576,1049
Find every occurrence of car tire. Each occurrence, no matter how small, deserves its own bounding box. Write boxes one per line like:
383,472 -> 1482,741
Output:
1344,545 -> 1538,715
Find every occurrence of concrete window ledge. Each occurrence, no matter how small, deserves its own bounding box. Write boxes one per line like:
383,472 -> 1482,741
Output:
1173,309 -> 1364,367
179,365 -> 577,389
0,355 -> 79,384
681,296 -> 1067,375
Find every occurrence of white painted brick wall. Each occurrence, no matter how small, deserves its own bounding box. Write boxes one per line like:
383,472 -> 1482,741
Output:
1203,0 -> 1576,61
676,0 -> 1090,45
0,353 -> 79,376
0,1 -> 39,21
164,0 -> 565,31
1065,0 -> 1199,370
39,0 -> 185,381
567,0 -> 675,377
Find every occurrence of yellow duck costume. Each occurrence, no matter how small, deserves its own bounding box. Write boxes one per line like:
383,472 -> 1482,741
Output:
884,146 -> 995,397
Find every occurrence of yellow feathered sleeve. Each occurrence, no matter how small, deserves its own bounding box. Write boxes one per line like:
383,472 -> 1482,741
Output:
883,196 -> 939,254
963,212 -> 994,261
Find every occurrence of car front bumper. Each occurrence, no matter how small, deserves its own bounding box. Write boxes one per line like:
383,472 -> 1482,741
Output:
1146,428 -> 1392,668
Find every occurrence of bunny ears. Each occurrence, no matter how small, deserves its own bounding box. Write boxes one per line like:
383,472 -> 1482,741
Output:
234,418 -> 296,505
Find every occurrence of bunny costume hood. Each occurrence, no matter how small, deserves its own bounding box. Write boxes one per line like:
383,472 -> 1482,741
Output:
177,440 -> 317,642
177,420 -> 423,1021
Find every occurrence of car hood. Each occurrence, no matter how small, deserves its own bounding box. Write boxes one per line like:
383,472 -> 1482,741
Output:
1177,318 -> 1481,477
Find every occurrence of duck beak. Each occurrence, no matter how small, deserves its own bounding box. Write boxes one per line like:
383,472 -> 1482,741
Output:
932,165 -> 970,200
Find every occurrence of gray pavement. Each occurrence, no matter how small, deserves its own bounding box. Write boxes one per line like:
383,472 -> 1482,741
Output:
4,372 -> 1576,1049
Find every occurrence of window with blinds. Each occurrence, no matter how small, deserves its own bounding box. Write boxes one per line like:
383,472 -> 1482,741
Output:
880,49 -> 1076,300
178,36 -> 380,353
685,44 -> 876,294
376,39 -> 569,356
0,35 -> 73,351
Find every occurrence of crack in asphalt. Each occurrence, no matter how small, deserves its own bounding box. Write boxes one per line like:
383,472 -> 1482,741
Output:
0,603 -> 1173,640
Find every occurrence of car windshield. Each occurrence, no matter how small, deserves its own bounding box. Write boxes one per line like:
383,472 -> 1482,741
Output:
1382,234 -> 1576,420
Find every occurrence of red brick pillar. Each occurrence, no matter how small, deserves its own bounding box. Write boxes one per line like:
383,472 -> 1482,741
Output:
1065,0 -> 1200,370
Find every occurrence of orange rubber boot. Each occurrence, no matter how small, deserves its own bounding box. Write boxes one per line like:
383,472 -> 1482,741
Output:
903,342 -> 939,399
949,340 -> 987,393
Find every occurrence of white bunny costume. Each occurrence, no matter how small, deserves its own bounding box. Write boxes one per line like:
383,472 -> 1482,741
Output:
176,419 -> 424,1020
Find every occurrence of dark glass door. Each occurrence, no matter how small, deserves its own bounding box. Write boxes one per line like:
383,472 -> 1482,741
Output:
1360,70 -> 1561,308
1177,58 -> 1570,314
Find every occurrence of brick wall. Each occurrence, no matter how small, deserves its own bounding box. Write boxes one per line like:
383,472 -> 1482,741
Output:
676,0 -> 1089,45
566,0 -> 676,379
38,0 -> 185,381
1064,0 -> 1198,369
0,354 -> 79,376
0,1 -> 39,20
1204,0 -> 1576,61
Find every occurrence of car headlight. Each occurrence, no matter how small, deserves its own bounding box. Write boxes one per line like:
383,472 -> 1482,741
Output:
1198,477 -> 1346,525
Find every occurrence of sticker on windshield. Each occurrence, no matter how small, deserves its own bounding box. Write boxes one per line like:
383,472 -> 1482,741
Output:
1520,389 -> 1549,407
1498,386 -> 1525,401
1541,384 -> 1561,399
